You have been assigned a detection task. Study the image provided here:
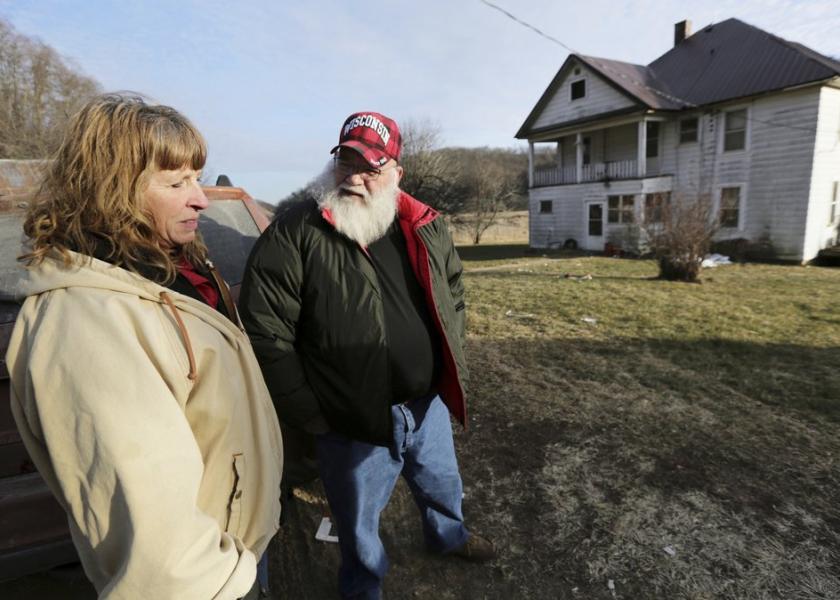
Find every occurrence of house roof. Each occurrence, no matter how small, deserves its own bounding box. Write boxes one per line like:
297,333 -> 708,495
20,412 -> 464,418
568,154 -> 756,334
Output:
650,18 -> 840,107
576,55 -> 682,110
517,18 -> 840,138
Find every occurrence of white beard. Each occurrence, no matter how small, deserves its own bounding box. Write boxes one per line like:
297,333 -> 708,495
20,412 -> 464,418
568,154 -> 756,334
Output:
313,168 -> 399,247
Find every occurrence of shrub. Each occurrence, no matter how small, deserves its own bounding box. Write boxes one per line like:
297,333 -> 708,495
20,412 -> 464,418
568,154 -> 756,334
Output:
643,195 -> 718,282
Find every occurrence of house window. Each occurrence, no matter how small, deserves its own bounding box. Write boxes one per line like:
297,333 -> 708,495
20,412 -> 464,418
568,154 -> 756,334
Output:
646,122 -> 660,158
723,109 -> 747,152
582,136 -> 591,165
540,200 -> 553,214
608,195 -> 635,224
571,80 -> 586,100
720,187 -> 741,228
830,182 -> 839,224
679,118 -> 698,143
644,192 -> 671,223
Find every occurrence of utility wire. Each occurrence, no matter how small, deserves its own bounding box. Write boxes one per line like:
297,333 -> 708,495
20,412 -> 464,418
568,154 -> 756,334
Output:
479,0 -> 695,108
479,0 -> 824,136
479,0 -> 576,54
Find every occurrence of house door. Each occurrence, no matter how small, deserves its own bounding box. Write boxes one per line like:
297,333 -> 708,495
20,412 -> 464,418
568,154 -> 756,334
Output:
585,202 -> 605,251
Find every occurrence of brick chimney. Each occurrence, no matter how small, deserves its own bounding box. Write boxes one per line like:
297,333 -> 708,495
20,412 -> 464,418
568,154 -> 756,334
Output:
674,20 -> 692,46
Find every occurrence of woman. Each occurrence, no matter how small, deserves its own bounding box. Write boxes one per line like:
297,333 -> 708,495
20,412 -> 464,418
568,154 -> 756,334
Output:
6,94 -> 283,599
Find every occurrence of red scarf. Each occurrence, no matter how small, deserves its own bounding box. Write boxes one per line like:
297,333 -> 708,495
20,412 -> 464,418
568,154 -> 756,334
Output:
178,257 -> 219,309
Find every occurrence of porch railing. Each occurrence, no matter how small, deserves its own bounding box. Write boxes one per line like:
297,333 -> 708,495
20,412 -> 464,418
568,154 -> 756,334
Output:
533,159 -> 639,187
533,165 -> 576,186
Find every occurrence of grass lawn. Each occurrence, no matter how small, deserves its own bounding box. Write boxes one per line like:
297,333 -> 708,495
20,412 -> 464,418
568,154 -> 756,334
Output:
268,245 -> 839,600
453,247 -> 840,599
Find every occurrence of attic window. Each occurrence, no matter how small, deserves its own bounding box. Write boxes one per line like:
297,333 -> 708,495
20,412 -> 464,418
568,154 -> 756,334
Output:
573,67 -> 581,75
571,80 -> 586,100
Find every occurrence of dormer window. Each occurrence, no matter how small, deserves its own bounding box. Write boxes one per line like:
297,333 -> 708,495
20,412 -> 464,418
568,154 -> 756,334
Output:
571,80 -> 586,100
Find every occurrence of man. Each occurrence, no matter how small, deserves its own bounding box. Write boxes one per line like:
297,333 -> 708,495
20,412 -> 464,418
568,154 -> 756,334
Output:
239,111 -> 494,599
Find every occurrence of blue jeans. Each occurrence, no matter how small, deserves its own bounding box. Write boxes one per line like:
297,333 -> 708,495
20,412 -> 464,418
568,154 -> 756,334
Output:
316,394 -> 469,600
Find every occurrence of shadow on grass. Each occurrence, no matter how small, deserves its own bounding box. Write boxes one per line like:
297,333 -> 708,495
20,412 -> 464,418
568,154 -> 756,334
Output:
213,335 -> 840,600
452,335 -> 840,599
473,336 -> 840,421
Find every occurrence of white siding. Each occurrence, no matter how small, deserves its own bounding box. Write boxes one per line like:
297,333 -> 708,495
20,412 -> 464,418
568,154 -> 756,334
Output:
668,115 -> 703,200
560,135 -> 576,166
744,88 -> 821,259
666,89 -> 821,260
532,61 -> 636,130
529,186 -> 585,248
604,123 -> 638,163
529,176 -> 672,248
802,86 -> 840,260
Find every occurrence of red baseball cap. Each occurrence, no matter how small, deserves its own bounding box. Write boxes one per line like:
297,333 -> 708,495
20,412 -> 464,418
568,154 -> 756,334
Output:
330,112 -> 402,167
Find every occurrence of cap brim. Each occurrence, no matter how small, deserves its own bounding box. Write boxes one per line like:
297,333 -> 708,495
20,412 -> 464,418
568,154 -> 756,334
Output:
330,141 -> 390,168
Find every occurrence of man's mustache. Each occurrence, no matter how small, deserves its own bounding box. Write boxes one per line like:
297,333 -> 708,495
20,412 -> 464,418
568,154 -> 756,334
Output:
337,184 -> 367,198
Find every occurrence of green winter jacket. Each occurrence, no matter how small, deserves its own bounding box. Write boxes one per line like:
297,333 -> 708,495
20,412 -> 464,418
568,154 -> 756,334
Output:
239,191 -> 468,445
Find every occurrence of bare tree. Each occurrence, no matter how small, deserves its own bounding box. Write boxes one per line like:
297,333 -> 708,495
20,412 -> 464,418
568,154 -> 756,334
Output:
386,118 -> 529,245
398,118 -> 461,211
642,193 -> 719,282
456,158 -> 519,244
0,18 -> 100,159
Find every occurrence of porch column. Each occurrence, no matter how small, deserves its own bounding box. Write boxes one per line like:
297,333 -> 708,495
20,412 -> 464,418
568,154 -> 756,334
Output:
637,119 -> 647,178
556,140 -> 562,169
528,141 -> 534,188
575,132 -> 583,183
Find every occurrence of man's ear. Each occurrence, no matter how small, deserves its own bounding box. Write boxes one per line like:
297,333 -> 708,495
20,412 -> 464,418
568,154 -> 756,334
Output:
395,165 -> 404,182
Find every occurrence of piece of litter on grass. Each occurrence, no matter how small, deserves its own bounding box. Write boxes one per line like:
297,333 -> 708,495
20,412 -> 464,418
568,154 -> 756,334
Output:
607,579 -> 615,591
663,545 -> 677,556
505,309 -> 536,319
315,516 -> 339,543
581,317 -> 597,324
701,253 -> 732,268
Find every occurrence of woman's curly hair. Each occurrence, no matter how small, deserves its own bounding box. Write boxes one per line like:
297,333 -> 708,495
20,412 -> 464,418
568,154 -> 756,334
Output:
21,93 -> 209,283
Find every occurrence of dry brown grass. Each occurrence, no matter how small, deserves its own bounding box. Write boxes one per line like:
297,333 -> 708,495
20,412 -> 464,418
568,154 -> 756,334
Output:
457,255 -> 840,599
447,210 -> 528,246
269,252 -> 840,599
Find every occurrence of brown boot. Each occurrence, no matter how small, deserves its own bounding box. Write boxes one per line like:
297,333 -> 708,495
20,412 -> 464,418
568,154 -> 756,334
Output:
448,533 -> 496,561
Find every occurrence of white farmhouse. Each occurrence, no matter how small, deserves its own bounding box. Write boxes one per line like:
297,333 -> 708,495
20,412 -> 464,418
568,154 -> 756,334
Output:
517,18 -> 840,261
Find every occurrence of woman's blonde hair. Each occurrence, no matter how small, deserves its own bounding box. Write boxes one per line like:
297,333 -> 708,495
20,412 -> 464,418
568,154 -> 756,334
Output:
22,93 -> 208,283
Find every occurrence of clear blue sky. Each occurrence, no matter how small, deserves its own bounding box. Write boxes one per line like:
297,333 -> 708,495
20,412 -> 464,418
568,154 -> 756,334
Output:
2,0 -> 838,202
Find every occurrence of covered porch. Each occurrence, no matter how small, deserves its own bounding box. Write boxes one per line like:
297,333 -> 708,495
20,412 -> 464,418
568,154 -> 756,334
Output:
528,117 -> 665,187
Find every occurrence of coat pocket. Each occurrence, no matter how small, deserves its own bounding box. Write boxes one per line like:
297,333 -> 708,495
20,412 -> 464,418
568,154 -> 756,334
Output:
226,453 -> 246,535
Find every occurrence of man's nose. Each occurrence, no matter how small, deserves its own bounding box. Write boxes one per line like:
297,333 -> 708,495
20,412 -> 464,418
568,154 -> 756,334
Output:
342,170 -> 366,185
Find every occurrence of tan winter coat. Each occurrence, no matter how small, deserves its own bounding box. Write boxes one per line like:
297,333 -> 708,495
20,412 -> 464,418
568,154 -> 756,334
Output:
6,252 -> 283,600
